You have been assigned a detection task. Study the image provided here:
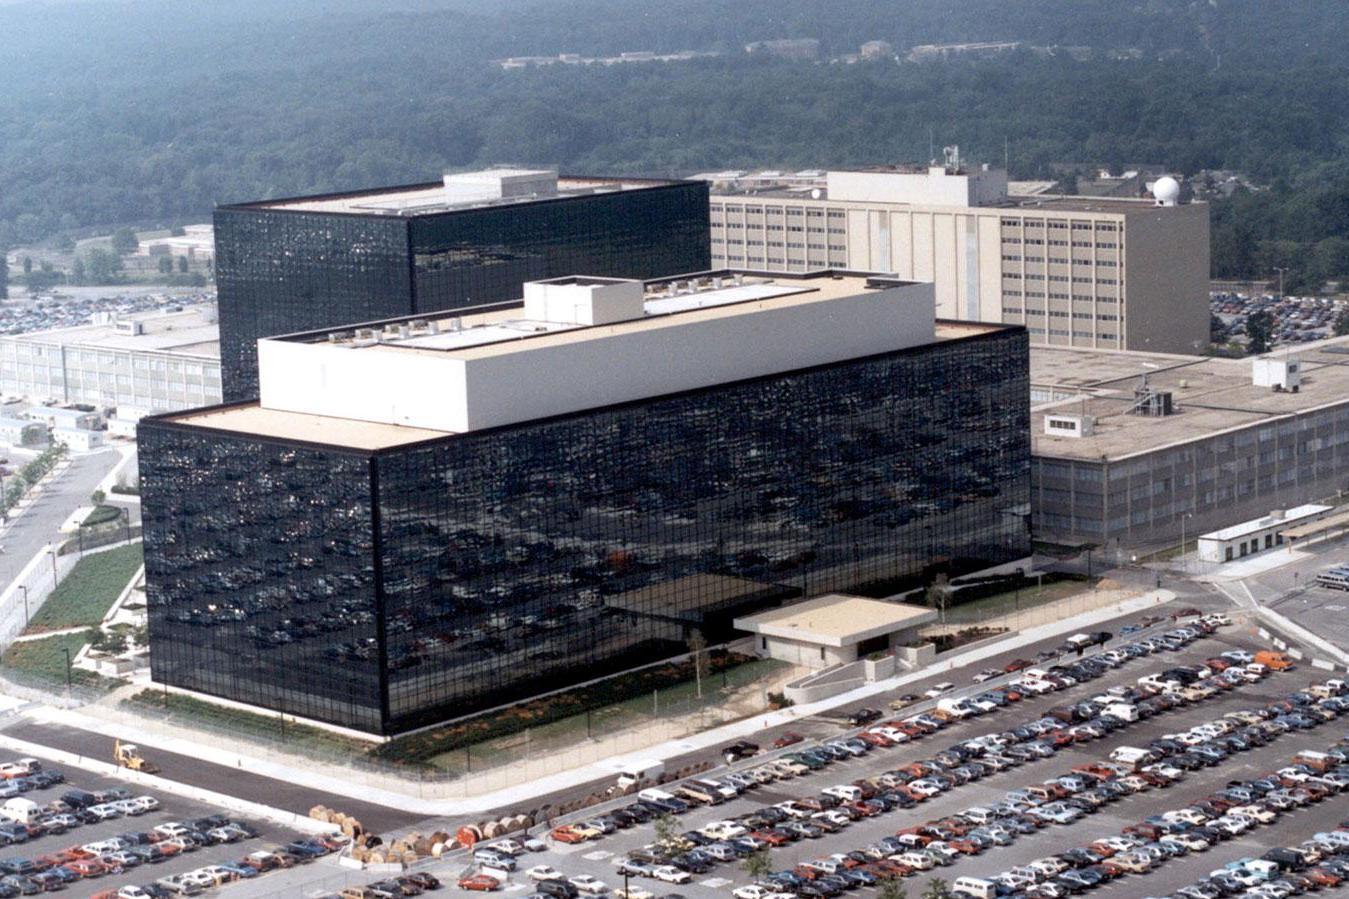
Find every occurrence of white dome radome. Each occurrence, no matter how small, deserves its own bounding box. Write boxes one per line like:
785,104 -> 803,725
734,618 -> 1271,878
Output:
1152,176 -> 1181,206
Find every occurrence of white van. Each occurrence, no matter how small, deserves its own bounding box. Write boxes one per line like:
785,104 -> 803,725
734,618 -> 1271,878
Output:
1104,702 -> 1139,722
0,798 -> 39,825
952,876 -> 998,898
1109,746 -> 1155,769
617,760 -> 665,789
821,785 -> 863,803
637,787 -> 676,803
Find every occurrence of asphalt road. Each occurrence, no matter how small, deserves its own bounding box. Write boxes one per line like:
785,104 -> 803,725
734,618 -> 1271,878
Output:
473,627 -> 1338,899
0,744 -> 305,897
0,446 -> 124,582
0,720 -> 425,836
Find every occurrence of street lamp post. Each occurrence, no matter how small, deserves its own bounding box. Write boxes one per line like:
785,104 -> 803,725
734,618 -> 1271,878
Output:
47,546 -> 56,590
17,585 -> 27,626
1274,267 -> 1288,301
1179,512 -> 1193,574
61,646 -> 71,689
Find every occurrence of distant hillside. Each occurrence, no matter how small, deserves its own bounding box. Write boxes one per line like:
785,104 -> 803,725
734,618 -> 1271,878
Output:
0,0 -> 1347,289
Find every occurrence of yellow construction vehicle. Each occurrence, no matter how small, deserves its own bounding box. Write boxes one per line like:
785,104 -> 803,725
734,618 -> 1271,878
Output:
113,739 -> 160,774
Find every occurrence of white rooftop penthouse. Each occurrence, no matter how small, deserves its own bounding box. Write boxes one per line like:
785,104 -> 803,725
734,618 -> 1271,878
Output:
256,271 -> 938,434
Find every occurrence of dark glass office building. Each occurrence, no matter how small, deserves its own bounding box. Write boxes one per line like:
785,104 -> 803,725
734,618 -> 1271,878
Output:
215,174 -> 710,400
141,323 -> 1030,735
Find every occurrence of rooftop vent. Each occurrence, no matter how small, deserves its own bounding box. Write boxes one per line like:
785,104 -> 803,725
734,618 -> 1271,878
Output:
1044,413 -> 1095,438
1128,374 -> 1175,416
1252,355 -> 1301,393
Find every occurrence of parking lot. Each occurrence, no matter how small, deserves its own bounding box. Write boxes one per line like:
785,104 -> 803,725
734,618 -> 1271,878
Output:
0,748 -> 315,896
463,614 -> 1349,899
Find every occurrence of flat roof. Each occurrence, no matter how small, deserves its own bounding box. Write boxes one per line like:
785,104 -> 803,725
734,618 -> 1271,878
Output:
1032,341 -> 1349,462
733,594 -> 937,647
1200,504 -> 1332,542
4,306 -> 220,358
710,184 -> 1184,215
162,269 -> 1003,451
161,404 -> 447,452
232,175 -> 686,217
318,273 -> 906,363
1284,508 -> 1349,541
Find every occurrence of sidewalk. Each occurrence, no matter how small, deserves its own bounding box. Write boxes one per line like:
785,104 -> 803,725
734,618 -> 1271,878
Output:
17,588 -> 1175,818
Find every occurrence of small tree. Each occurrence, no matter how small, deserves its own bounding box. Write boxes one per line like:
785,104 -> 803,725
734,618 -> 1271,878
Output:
157,256 -> 173,274
177,255 -> 189,273
1245,310 -> 1273,355
90,489 -> 105,506
877,880 -> 908,899
21,256 -> 32,275
652,813 -> 681,859
687,628 -> 710,698
926,573 -> 951,625
1335,308 -> 1349,337
742,849 -> 772,881
110,227 -> 139,255
920,879 -> 951,899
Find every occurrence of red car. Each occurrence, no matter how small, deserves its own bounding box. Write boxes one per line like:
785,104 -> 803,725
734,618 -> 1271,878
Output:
459,874 -> 503,891
550,826 -> 588,844
1003,658 -> 1033,673
66,859 -> 106,878
772,732 -> 805,749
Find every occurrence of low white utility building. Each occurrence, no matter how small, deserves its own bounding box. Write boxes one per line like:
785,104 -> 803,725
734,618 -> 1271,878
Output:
734,594 -> 937,669
1197,504 -> 1333,564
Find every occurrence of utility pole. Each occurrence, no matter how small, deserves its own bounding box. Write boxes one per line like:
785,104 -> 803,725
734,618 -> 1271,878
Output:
1179,512 -> 1193,574
1274,267 -> 1287,301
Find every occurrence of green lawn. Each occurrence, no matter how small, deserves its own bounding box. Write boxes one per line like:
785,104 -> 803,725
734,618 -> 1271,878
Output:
81,505 -> 124,528
943,578 -> 1093,624
0,630 -> 107,688
26,543 -> 143,633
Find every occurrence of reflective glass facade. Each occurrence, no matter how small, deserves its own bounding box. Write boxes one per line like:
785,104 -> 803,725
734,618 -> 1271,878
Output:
142,326 -> 1030,734
215,182 -> 710,400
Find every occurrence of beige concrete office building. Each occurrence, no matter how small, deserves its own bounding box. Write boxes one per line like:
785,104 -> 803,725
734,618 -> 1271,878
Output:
1030,337 -> 1349,551
0,306 -> 221,413
704,163 -> 1210,354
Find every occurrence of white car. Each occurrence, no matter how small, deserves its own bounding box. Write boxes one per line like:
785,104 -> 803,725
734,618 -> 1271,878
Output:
894,851 -> 935,871
491,839 -> 527,855
569,875 -> 609,894
869,727 -> 909,743
649,866 -> 690,884
614,889 -> 654,899
734,887 -> 788,899
699,820 -> 747,840
117,887 -> 156,899
973,668 -> 1001,683
528,865 -> 566,882
923,682 -> 956,698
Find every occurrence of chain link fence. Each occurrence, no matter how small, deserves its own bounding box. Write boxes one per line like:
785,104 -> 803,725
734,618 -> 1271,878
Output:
88,653 -> 798,801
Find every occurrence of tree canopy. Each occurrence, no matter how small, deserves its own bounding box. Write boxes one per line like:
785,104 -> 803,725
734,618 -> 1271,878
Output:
0,0 -> 1345,273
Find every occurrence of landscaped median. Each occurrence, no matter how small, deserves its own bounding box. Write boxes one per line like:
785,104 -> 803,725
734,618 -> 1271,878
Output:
122,690 -> 373,758
24,542 -> 142,633
0,628 -> 109,689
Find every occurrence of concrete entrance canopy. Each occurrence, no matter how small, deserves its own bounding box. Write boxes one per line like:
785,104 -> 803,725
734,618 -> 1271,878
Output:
733,593 -> 938,669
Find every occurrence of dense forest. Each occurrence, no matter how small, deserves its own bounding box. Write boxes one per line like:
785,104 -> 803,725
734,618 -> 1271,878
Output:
2,0 -> 1348,286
